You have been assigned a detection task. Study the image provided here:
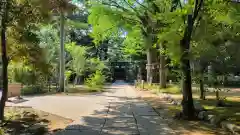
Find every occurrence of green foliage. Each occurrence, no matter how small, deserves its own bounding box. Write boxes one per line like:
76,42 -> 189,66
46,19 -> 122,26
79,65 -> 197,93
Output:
65,70 -> 72,86
85,70 -> 105,91
88,58 -> 107,72
8,61 -> 50,89
36,24 -> 59,64
8,62 -> 28,83
122,28 -> 145,57
66,42 -> 87,76
21,85 -> 44,95
0,128 -> 5,135
67,19 -> 89,29
65,70 -> 73,81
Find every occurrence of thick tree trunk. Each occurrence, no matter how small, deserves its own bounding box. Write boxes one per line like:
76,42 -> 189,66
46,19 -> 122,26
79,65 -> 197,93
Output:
159,55 -> 167,88
59,10 -> 65,92
159,43 -> 167,88
0,1 -> 9,121
180,15 -> 195,120
146,48 -> 153,84
151,48 -> 158,83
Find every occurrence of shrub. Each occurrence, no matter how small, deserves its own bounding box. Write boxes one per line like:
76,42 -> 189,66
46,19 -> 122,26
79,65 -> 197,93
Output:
0,128 -> 6,135
21,85 -> 45,95
85,70 -> 105,91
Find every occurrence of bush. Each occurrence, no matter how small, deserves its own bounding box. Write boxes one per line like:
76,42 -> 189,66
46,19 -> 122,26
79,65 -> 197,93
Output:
21,85 -> 45,95
85,70 -> 105,91
0,128 -> 5,135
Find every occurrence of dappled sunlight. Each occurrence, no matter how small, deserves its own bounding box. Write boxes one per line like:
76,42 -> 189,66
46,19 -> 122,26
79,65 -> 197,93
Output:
137,88 -> 230,135
51,84 -> 178,134
1,0 -> 240,134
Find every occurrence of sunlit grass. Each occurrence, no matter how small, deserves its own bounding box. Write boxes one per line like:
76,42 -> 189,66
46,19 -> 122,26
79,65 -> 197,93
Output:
159,85 -> 181,94
136,82 -> 240,125
136,82 -> 181,94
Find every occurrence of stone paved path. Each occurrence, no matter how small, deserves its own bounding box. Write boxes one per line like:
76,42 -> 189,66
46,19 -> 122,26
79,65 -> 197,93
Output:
55,81 -> 174,135
7,81 -> 174,135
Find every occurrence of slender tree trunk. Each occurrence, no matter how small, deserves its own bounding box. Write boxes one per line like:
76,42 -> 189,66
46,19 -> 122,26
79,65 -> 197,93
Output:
199,67 -> 205,100
137,66 -> 142,81
180,15 -> 195,120
216,89 -> 220,100
0,0 -> 9,121
59,10 -> 65,92
159,43 -> 167,88
78,77 -> 81,84
47,77 -> 50,92
199,77 -> 205,100
74,76 -> 78,87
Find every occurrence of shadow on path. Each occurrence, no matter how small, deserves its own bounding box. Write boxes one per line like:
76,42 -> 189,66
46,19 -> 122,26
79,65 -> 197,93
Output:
53,82 -> 176,135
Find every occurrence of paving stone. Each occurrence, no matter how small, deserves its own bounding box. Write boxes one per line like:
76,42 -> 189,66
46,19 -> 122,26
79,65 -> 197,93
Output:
65,124 -> 83,130
101,127 -> 139,135
131,102 -> 158,116
16,82 -> 174,135
54,129 -> 100,135
108,103 -> 133,117
69,116 -> 105,131
104,117 -> 136,128
136,115 -> 174,135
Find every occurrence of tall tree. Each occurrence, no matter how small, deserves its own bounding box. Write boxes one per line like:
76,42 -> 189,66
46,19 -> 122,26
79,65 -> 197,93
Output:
86,0 -> 172,84
40,0 -> 76,92
0,0 -> 58,120
160,0 -> 237,119
0,0 -> 9,121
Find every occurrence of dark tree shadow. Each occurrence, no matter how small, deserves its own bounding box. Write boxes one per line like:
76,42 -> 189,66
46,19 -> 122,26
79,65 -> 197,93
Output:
52,87 -> 177,135
2,111 -> 50,135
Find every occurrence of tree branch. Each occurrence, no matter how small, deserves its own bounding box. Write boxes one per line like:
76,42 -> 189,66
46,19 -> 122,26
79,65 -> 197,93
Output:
122,16 -> 142,25
135,0 -> 148,9
192,0 -> 204,22
123,0 -> 138,12
192,15 -> 202,34
134,0 -> 155,14
101,2 -> 129,12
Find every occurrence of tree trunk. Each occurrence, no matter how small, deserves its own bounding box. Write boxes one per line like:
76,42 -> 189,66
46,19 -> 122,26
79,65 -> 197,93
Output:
137,66 -> 142,81
146,48 -> 153,84
59,10 -> 65,92
216,90 -> 220,100
74,76 -> 78,87
199,77 -> 205,100
159,55 -> 167,88
151,48 -> 158,83
47,77 -> 50,92
159,43 -> 167,88
0,0 -> 9,121
180,15 -> 195,120
199,68 -> 205,100
77,76 -> 81,84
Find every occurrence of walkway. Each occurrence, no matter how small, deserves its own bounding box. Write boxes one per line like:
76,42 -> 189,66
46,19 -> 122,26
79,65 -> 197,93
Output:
7,81 -> 174,135
56,81 -> 173,135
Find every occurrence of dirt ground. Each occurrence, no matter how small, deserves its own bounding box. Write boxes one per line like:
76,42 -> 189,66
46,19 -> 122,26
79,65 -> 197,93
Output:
135,88 -> 230,135
4,107 -> 73,134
